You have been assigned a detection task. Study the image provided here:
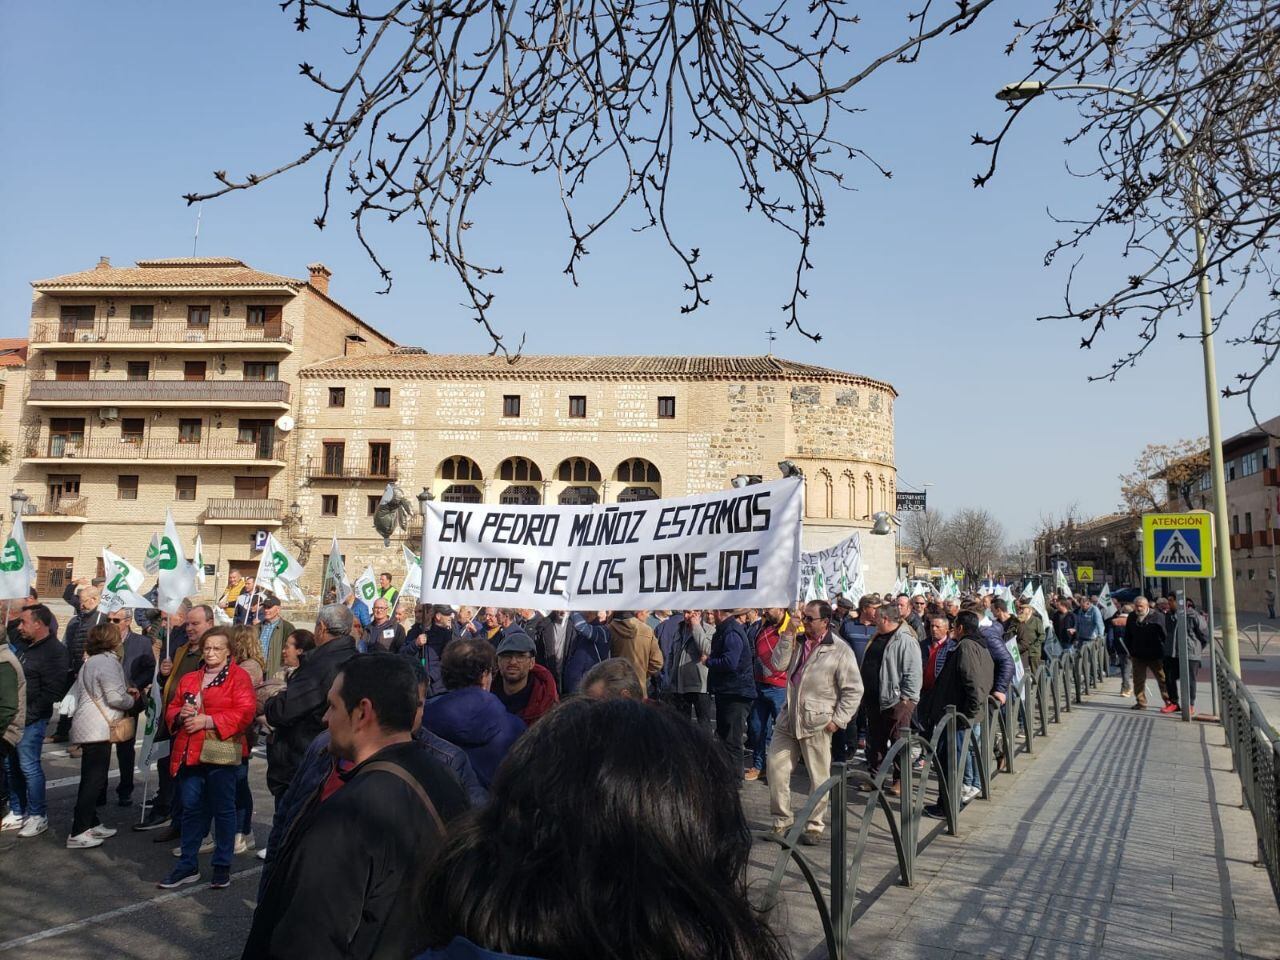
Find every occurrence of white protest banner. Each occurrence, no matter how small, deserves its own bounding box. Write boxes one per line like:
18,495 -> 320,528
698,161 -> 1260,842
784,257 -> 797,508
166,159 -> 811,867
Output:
800,532 -> 863,604
101,548 -> 154,613
400,546 -> 423,602
0,515 -> 36,601
419,477 -> 804,610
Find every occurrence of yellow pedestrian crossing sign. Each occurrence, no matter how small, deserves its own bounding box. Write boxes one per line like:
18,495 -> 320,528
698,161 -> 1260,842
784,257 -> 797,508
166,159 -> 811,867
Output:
1142,511 -> 1215,578
1076,566 -> 1094,583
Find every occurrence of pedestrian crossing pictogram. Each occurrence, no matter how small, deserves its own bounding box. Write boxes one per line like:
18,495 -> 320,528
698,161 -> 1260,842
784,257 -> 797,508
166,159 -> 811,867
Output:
1154,529 -> 1199,570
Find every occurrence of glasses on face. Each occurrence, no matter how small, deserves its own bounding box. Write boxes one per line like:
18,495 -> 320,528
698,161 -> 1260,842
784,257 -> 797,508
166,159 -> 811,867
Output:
108,617 -> 127,624
801,615 -> 825,623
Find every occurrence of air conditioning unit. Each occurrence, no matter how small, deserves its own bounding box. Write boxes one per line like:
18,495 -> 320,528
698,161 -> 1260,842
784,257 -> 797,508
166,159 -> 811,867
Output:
78,333 -> 98,342
99,407 -> 119,421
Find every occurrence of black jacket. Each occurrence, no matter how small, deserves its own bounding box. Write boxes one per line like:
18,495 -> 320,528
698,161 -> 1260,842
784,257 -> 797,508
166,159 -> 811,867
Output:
14,635 -> 71,725
263,634 -> 359,796
1125,611 -> 1167,661
63,607 -> 107,674
920,635 -> 993,730
243,739 -> 468,960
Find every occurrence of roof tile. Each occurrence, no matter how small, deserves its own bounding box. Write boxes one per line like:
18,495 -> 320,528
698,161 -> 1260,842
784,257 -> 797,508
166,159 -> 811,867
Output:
33,258 -> 302,290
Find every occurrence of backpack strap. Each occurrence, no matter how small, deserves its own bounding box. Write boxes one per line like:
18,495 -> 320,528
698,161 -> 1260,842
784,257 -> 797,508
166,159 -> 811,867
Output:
359,760 -> 446,836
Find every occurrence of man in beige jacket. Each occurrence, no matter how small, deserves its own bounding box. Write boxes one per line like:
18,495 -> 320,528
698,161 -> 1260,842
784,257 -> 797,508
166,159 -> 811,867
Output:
767,599 -> 864,845
607,611 -> 663,693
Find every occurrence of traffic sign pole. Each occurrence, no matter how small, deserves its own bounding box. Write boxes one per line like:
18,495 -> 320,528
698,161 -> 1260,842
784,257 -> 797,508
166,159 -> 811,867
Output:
1177,583 -> 1191,723
1207,577 -> 1219,719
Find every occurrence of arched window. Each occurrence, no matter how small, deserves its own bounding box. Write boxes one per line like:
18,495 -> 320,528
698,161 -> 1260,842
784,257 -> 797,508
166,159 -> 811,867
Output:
499,485 -> 541,505
879,476 -> 888,514
809,469 -> 833,519
556,458 -> 601,483
439,456 -> 482,482
617,486 -> 658,502
498,457 -> 542,482
559,486 -> 600,505
864,473 -> 874,518
616,458 -> 661,484
440,484 -> 481,504
842,470 -> 857,520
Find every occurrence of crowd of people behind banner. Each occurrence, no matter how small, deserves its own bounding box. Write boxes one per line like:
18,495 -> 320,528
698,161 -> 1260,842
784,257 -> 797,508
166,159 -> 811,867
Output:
0,569 -> 1209,959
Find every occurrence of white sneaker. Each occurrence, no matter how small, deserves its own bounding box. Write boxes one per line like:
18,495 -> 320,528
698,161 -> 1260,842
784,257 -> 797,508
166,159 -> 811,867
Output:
172,835 -> 215,858
89,825 -> 117,840
18,815 -> 48,838
960,785 -> 981,804
234,832 -> 256,854
256,847 -> 268,861
66,830 -> 104,849
1,811 -> 25,832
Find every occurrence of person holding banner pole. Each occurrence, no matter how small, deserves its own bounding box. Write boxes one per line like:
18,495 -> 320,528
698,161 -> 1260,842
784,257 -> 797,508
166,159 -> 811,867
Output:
563,612 -> 611,696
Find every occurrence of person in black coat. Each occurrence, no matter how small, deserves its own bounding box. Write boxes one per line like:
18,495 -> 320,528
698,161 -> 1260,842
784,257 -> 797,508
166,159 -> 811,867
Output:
262,605 -> 360,799
1124,597 -> 1169,710
244,655 -> 467,960
705,610 -> 756,774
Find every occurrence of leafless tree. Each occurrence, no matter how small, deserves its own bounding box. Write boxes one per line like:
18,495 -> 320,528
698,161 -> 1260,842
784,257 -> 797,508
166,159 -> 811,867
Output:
902,507 -> 946,565
976,0 -> 1280,426
182,0 -> 995,355
939,507 -> 1005,584
1118,437 -> 1209,514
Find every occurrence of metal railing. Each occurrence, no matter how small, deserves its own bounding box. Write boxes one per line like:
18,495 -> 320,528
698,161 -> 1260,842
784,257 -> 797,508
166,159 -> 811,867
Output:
28,380 -> 291,404
30,318 -> 293,345
33,436 -> 286,462
1214,643 -> 1280,905
21,496 -> 89,517
305,455 -> 399,480
758,638 -> 1107,960
203,498 -> 284,521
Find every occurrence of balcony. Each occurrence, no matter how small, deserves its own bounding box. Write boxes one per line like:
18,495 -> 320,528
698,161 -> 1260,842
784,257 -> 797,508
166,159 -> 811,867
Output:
306,456 -> 399,481
1265,466 -> 1280,487
30,318 -> 293,350
21,496 -> 89,523
28,436 -> 287,465
1230,533 -> 1248,551
27,379 -> 291,408
203,498 -> 284,526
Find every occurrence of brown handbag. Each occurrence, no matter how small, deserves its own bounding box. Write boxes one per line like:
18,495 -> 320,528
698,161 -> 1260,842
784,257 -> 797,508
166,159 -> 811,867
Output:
198,729 -> 244,766
88,692 -> 136,745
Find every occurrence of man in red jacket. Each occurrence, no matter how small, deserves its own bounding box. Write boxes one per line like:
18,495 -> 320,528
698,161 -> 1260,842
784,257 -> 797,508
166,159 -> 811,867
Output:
493,632 -> 559,725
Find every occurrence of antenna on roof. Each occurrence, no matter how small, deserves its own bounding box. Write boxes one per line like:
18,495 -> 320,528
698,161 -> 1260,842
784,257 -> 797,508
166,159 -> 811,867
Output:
192,203 -> 203,256
766,328 -> 777,357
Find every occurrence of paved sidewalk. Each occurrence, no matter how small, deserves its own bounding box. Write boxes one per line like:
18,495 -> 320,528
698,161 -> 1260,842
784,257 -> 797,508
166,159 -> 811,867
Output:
743,685 -> 1280,960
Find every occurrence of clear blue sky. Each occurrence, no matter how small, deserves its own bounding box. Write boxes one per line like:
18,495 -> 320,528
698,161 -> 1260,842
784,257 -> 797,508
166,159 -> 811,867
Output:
0,2 -> 1268,541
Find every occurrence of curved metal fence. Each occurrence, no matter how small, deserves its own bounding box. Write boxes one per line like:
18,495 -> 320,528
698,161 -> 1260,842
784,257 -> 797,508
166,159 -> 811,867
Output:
757,638 -> 1107,960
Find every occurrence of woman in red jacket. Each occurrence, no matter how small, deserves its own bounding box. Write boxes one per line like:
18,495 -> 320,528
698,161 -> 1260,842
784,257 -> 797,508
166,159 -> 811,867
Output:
157,627 -> 256,891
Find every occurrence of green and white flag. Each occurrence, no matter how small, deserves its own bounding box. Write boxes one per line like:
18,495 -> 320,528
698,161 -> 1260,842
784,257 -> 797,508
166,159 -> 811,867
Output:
325,534 -> 352,602
1054,565 -> 1073,599
193,535 -> 207,589
144,532 -> 162,576
353,565 -> 378,607
101,548 -> 153,613
1097,582 -> 1117,620
0,515 -> 35,600
256,532 -> 306,603
156,511 -> 196,614
399,545 -> 423,602
1029,585 -> 1052,631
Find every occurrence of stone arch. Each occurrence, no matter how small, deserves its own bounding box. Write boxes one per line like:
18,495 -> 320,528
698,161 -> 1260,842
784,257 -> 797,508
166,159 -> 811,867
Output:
435,455 -> 483,502
614,457 -> 662,500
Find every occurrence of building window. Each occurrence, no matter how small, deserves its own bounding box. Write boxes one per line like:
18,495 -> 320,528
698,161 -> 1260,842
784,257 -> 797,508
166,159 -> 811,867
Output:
440,456 -> 482,481
1248,568 -> 1257,581
556,457 -> 601,482
568,395 -> 587,418
616,458 -> 659,483
178,418 -> 202,443
117,475 -> 139,500
1233,514 -> 1240,534
234,476 -> 269,500
127,361 -> 150,381
374,387 -> 391,408
1241,450 -> 1261,477
440,485 -> 482,504
184,360 -> 206,381
243,362 -> 279,382
329,387 -> 346,408
369,442 -> 391,476
367,495 -> 381,515
321,495 -> 339,516
1228,460 -> 1237,481
55,360 -> 91,381
187,305 -> 210,327
323,442 -> 346,476
499,457 -> 541,482
658,396 -> 676,419
0,384 -> 4,408
121,418 -> 144,444
175,475 -> 197,501
1246,512 -> 1253,534
246,306 -> 267,327
500,485 -> 541,505
129,305 -> 154,328
502,395 -> 521,418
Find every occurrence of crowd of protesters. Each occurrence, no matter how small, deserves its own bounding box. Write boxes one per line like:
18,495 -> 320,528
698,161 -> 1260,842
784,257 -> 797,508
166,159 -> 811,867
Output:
0,572 -> 1208,959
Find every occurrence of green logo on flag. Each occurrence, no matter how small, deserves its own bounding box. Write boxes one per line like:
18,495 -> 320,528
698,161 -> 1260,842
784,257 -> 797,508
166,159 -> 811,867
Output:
107,560 -> 130,593
0,538 -> 24,573
271,551 -> 289,577
361,581 -> 376,601
157,537 -> 178,571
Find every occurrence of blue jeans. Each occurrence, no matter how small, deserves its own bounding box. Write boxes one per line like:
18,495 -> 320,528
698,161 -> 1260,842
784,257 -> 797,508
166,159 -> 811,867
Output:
748,685 -> 787,771
177,764 -> 238,871
5,719 -> 48,817
962,723 -> 981,789
235,757 -> 253,835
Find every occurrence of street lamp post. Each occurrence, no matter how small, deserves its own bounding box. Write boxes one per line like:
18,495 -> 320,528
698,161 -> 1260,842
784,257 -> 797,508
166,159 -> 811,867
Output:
9,489 -> 28,522
996,79 -> 1241,673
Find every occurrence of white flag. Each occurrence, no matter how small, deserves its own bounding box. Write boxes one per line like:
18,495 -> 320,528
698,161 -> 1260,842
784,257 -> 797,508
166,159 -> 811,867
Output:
399,546 -> 423,602
100,548 -> 153,613
0,515 -> 36,600
353,565 -> 378,607
325,535 -> 352,602
256,533 -> 306,603
156,511 -> 196,615
1030,585 -> 1052,632
144,532 -> 162,575
1054,566 -> 1073,598
1098,582 -> 1117,620
193,535 -> 207,588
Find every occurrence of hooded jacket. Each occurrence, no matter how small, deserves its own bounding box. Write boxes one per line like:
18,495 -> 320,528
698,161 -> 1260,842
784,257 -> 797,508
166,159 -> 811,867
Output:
422,686 -> 525,788
977,622 -> 1016,696
706,616 -> 755,699
607,613 -> 663,690
562,614 -> 610,695
495,663 -> 559,726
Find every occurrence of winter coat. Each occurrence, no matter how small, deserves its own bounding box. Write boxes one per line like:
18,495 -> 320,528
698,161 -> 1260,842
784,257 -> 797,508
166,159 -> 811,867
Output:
920,634 -> 994,729
1125,611 -> 1167,662
245,740 -> 468,960
1016,613 -> 1045,665
607,614 -> 663,690
14,635 -> 70,725
120,631 -> 156,691
257,617 -> 295,675
655,615 -> 711,695
422,686 -> 525,789
706,617 -> 755,699
978,623 -> 1016,696
496,664 -> 559,726
754,614 -> 793,687
873,623 -> 923,711
532,614 -> 570,689
401,622 -> 452,697
166,661 -> 257,775
368,617 -> 406,654
262,634 -> 360,796
779,630 -> 863,740
62,606 -> 107,676
562,614 -> 610,695
69,652 -> 137,744
0,643 -> 27,748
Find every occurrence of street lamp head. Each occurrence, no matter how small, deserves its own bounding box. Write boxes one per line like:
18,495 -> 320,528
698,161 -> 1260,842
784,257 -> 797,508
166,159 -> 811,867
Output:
9,488 -> 28,521
1051,541 -> 1063,554
1099,536 -> 1108,549
995,80 -> 1047,102
731,475 -> 752,489
870,511 -> 895,536
417,487 -> 435,516
289,501 -> 301,521
777,460 -> 804,479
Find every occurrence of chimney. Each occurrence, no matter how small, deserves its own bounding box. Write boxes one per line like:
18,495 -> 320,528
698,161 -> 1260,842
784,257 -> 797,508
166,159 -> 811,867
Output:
307,262 -> 331,295
96,256 -> 111,270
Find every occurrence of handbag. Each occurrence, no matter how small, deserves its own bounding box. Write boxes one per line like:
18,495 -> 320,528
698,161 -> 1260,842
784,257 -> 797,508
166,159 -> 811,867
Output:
88,690 -> 136,745
198,729 -> 244,766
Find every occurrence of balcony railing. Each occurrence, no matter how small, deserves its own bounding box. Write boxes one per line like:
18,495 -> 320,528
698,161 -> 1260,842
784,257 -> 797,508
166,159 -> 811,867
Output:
204,498 -> 284,522
306,456 -> 399,480
34,436 -> 286,462
28,380 -> 291,405
30,318 -> 294,346
22,496 -> 88,518
1265,466 -> 1280,487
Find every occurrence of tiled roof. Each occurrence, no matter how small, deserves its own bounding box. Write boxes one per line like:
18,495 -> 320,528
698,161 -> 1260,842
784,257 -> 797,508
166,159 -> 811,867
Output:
32,258 -> 303,290
0,339 -> 28,367
302,352 -> 895,391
